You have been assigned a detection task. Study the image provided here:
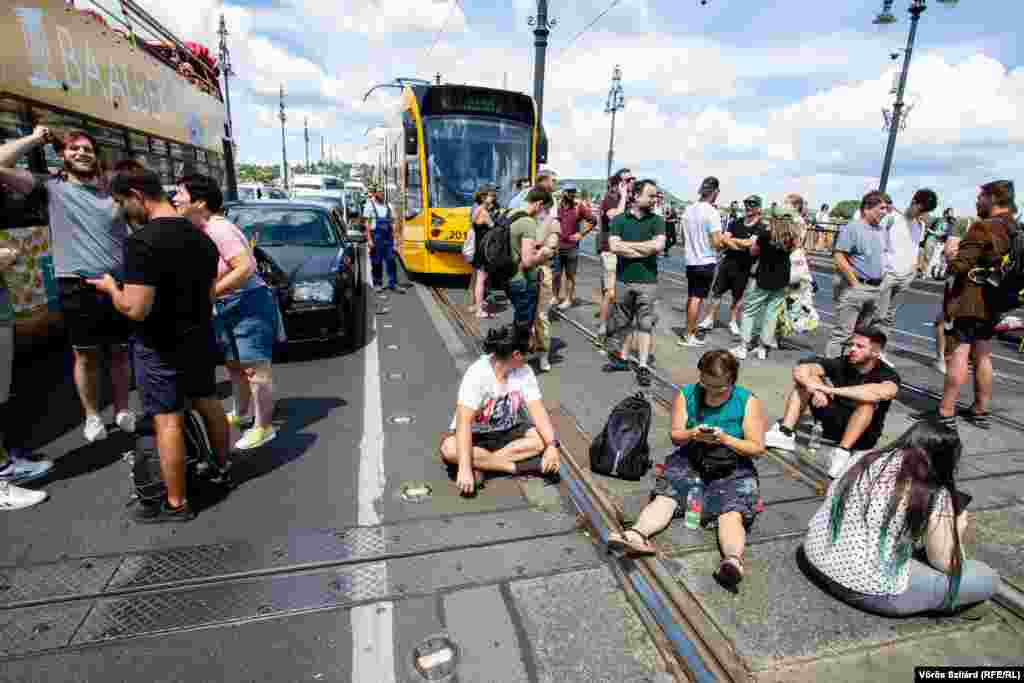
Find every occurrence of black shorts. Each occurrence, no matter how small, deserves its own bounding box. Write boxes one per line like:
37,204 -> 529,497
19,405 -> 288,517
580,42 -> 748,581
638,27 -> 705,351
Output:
949,317 -> 996,346
811,402 -> 878,452
712,259 -> 752,300
552,247 -> 579,278
473,424 -> 532,453
134,329 -> 218,416
686,264 -> 717,299
57,277 -> 134,350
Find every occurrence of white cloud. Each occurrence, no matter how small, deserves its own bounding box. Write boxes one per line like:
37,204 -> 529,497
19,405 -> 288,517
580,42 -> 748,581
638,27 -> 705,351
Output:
288,0 -> 467,37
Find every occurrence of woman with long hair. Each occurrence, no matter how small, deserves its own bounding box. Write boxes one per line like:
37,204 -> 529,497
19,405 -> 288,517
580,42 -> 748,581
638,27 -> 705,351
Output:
174,174 -> 281,451
731,216 -> 800,360
468,185 -> 497,318
803,420 -> 998,616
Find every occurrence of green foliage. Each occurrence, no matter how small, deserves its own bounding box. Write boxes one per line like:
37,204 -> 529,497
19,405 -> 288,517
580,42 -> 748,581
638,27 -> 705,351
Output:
830,200 -> 860,221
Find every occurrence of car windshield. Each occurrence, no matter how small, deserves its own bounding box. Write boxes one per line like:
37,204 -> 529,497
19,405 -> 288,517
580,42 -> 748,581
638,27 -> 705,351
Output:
424,117 -> 532,208
293,183 -> 322,191
225,207 -> 338,247
297,195 -> 342,207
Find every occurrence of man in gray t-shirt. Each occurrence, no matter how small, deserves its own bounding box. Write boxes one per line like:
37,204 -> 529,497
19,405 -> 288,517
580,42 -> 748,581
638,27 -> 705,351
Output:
0,126 -> 137,444
825,190 -> 891,358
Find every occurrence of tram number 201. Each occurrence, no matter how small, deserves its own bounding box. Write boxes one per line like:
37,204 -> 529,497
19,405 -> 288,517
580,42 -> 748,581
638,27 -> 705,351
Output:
447,230 -> 467,242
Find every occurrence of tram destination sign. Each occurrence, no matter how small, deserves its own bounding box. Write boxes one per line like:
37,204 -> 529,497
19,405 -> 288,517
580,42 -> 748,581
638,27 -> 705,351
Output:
423,86 -> 534,125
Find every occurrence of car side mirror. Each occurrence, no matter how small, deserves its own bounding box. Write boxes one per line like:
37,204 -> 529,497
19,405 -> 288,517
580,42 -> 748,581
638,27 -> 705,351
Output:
347,229 -> 367,243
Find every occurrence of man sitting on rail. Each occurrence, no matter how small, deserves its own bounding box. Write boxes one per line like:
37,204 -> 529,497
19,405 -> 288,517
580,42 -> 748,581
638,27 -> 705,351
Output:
766,326 -> 901,479
439,324 -> 561,496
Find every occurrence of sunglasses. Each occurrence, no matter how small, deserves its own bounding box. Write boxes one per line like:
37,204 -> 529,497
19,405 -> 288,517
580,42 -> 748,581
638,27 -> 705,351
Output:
699,379 -> 732,392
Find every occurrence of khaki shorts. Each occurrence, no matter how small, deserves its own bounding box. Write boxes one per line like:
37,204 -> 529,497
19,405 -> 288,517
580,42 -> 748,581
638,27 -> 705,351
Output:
601,252 -> 618,293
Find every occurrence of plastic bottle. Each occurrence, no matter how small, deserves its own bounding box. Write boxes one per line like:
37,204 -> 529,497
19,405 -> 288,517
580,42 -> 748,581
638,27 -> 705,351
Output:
684,480 -> 704,530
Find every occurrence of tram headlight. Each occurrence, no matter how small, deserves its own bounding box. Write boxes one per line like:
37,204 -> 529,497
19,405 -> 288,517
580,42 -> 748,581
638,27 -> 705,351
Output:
292,280 -> 335,303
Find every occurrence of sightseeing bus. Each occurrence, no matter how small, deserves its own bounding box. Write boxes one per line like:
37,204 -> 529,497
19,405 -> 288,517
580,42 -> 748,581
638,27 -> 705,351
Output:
388,83 -> 547,277
1,0 -> 228,347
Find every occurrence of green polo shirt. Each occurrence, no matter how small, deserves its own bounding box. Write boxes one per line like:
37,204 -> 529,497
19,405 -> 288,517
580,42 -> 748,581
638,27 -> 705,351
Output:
509,214 -> 539,284
609,211 -> 666,283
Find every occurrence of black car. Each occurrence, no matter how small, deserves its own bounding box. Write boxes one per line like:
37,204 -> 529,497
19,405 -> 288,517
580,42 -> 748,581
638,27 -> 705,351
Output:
224,200 -> 367,349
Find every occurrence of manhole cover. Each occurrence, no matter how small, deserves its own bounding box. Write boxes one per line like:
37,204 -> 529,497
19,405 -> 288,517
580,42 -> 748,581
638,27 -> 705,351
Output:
400,482 -> 432,503
385,344 -> 400,351
384,371 -> 407,382
388,414 -> 415,425
411,634 -> 458,681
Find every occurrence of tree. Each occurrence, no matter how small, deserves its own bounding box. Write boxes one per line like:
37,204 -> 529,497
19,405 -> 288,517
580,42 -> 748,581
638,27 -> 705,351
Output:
830,200 -> 860,221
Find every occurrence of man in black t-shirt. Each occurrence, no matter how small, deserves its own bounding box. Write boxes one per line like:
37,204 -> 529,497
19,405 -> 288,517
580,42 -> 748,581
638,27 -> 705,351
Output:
88,165 -> 230,523
700,195 -> 765,336
764,326 -> 900,478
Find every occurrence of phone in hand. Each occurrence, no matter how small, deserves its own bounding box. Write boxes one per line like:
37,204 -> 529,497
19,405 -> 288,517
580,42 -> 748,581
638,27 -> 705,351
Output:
698,425 -> 715,434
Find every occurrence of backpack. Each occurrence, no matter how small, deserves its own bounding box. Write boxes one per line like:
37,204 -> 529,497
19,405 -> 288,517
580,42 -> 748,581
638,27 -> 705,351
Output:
589,392 -> 653,480
479,209 -> 528,288
126,410 -> 223,507
989,218 -> 1024,314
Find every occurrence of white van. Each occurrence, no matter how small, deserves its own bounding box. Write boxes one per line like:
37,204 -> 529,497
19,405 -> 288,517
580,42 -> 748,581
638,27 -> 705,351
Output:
291,175 -> 343,194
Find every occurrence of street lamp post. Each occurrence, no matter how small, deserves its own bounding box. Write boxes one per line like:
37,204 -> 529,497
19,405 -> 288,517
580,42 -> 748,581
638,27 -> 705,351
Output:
528,0 -> 556,138
278,85 -> 288,191
874,0 -> 959,193
605,65 -> 625,180
217,14 -> 238,200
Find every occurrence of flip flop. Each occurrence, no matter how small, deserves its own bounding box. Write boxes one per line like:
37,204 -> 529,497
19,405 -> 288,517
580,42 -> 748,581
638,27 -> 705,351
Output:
607,528 -> 656,556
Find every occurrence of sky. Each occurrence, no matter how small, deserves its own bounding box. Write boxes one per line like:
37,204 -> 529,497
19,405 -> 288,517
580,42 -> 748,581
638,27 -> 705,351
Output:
146,0 -> 1022,216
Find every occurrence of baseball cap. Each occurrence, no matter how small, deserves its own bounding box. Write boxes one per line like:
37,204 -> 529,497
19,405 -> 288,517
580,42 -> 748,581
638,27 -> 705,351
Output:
699,176 -> 720,194
537,168 -> 558,181
744,195 -> 763,208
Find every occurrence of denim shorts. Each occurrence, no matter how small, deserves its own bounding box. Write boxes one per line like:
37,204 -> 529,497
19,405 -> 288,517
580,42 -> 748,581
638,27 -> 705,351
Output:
506,278 -> 539,331
214,286 -> 278,364
652,448 -> 763,528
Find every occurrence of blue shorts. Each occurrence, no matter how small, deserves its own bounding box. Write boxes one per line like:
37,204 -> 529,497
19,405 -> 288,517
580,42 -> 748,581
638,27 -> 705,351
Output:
652,448 -> 762,528
214,286 -> 278,364
134,328 -> 218,416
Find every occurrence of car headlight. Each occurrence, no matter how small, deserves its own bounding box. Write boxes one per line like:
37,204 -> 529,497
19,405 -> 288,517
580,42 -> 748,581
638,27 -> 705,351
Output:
292,280 -> 335,303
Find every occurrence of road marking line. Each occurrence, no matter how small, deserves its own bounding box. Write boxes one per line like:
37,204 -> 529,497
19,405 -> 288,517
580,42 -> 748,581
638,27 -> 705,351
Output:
353,252 -> 396,683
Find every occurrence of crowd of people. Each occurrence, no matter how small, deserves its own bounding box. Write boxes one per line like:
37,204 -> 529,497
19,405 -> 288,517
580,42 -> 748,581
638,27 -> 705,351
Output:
445,168 -> 1014,617
0,126 -> 283,518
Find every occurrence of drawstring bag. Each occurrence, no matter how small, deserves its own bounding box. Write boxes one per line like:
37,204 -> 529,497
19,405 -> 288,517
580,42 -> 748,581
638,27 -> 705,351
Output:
779,282 -> 819,337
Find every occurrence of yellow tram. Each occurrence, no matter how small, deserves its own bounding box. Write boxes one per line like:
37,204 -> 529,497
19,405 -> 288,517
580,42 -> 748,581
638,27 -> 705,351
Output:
386,84 -> 546,277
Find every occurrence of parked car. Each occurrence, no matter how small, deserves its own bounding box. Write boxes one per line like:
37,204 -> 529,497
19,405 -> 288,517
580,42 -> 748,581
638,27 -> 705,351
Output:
288,193 -> 357,226
223,200 -> 367,350
238,183 -> 288,200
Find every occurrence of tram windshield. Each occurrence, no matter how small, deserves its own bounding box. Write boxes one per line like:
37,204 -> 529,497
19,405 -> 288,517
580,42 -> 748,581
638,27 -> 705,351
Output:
424,117 -> 532,208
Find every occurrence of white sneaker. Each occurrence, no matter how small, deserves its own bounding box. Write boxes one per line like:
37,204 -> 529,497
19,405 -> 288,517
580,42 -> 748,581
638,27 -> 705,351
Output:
754,346 -> 767,360
827,447 -> 853,479
698,318 -> 714,331
235,425 -> 278,451
0,481 -> 47,510
765,422 -> 796,452
115,410 -> 137,434
728,320 -> 741,337
677,335 -> 707,348
84,415 -> 107,443
729,344 -> 748,360
539,356 -> 552,372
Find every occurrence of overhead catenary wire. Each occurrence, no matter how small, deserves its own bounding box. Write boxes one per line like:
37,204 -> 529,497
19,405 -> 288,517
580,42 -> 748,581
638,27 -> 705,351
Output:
423,0 -> 460,65
551,0 -> 624,65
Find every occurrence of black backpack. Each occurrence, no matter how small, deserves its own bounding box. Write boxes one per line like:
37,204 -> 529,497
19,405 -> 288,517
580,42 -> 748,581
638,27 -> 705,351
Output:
479,209 -> 528,289
127,410 -> 223,507
589,392 -> 653,480
988,217 -> 1024,314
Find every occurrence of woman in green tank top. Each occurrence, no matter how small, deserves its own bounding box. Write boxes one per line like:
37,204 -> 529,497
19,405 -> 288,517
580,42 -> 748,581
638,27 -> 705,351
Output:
607,350 -> 767,591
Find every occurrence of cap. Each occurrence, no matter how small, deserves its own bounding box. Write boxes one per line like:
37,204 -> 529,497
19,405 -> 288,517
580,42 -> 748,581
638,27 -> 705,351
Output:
537,168 -> 558,181
699,176 -> 720,194
561,183 -> 578,193
743,195 -> 763,208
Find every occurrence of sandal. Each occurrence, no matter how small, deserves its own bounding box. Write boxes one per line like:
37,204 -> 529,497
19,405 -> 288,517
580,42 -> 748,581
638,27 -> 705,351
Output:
959,406 -> 992,430
607,528 -> 656,556
714,555 -> 744,592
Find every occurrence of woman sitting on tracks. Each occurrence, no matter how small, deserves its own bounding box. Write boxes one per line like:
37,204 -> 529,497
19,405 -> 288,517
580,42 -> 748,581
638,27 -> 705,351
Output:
608,350 -> 767,591
439,324 -> 561,497
802,419 -> 998,617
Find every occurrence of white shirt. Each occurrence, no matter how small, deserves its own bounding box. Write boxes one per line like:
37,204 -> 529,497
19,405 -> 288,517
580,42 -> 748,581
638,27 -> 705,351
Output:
804,452 -> 951,596
682,201 -> 722,267
450,355 -> 541,433
883,211 -> 924,277
363,200 -> 391,230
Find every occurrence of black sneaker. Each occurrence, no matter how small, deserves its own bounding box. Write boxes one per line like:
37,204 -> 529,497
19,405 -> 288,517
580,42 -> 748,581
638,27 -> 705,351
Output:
208,462 -> 235,489
636,366 -> 652,387
131,499 -> 196,524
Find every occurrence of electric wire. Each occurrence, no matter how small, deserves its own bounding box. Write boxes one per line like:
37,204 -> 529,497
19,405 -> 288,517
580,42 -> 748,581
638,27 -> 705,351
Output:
552,0 -> 624,64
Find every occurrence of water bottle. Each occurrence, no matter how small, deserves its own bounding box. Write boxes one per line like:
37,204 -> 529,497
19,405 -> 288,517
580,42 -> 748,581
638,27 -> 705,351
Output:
684,480 -> 704,530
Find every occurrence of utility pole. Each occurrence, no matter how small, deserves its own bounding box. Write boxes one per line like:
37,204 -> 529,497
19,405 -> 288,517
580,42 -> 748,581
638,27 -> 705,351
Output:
604,65 -> 625,180
435,72 -> 442,85
528,0 -> 556,137
217,14 -> 238,200
304,117 -> 310,173
320,135 -> 324,164
278,85 -> 288,191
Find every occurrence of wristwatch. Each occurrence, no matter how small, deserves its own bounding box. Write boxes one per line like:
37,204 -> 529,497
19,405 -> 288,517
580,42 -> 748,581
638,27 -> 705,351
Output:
549,439 -> 561,450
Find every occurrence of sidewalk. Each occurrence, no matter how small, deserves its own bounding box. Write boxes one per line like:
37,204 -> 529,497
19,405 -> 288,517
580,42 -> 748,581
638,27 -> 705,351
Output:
455,255 -> 1024,679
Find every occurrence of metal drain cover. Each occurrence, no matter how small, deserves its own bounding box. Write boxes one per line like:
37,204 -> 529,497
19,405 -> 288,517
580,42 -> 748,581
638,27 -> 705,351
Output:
400,483 -> 433,503
411,634 -> 458,680
388,414 -> 416,425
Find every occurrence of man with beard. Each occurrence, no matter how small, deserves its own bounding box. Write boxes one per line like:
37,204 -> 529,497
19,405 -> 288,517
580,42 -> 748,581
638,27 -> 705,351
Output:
87,164 -> 231,522
552,184 -> 595,311
935,180 -> 1017,429
0,126 -> 137,444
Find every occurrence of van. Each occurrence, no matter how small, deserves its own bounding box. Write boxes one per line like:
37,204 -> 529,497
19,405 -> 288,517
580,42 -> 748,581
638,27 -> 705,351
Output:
291,175 -> 342,194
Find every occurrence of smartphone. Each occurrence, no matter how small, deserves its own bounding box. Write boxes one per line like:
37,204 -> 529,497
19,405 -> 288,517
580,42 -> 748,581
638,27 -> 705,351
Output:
698,426 -> 715,434
954,491 -> 973,510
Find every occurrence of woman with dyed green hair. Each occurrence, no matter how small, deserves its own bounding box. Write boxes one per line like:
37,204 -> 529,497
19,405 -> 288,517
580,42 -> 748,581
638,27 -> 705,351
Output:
802,419 -> 998,616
